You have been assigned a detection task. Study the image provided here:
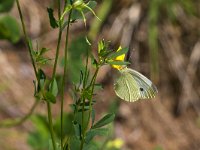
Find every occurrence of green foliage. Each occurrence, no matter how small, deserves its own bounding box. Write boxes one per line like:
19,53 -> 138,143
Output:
85,128 -> 108,143
32,47 -> 50,67
28,114 -> 74,150
153,145 -> 164,150
92,113 -> 115,129
44,91 -> 56,103
34,69 -> 58,104
106,47 -> 128,59
27,115 -> 50,150
49,78 -> 59,97
13,1 -> 134,150
47,8 -> 59,28
0,15 -> 21,43
0,0 -> 21,43
106,61 -> 130,66
97,40 -> 129,67
61,0 -> 98,26
0,0 -> 15,12
67,36 -> 90,83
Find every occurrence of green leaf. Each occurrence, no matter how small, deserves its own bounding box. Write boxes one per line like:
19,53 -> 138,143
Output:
44,91 -> 56,103
37,69 -> 46,89
70,1 -> 97,22
54,113 -> 74,138
83,142 -> 99,150
47,8 -> 58,28
73,121 -> 81,139
0,0 -> 15,12
49,78 -> 58,97
87,1 -> 97,10
27,114 -> 49,150
68,136 -> 81,150
36,57 -> 50,65
60,4 -> 72,21
28,39 -> 34,52
107,48 -> 129,59
92,113 -> 115,129
85,128 -> 108,144
107,61 -> 130,66
74,111 -> 89,130
71,9 -> 83,21
40,47 -> 49,55
0,15 -> 21,43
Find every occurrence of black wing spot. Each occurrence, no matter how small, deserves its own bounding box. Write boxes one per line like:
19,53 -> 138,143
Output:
140,87 -> 144,91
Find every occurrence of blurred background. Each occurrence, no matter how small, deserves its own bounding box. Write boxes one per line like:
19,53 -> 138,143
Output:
0,0 -> 200,150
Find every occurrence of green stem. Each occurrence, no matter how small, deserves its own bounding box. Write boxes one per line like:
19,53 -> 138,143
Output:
45,1 -> 63,150
52,0 -> 62,80
47,102 -> 57,150
80,66 -> 100,150
0,100 -> 39,128
16,0 -> 37,76
88,66 -> 99,124
60,10 -> 72,149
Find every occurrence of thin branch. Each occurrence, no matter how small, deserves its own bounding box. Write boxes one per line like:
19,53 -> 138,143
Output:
0,100 -> 39,128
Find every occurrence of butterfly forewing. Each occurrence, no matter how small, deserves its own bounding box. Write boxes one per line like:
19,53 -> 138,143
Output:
126,68 -> 158,99
114,71 -> 141,102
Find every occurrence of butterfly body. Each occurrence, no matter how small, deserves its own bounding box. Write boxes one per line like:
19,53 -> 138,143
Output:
114,67 -> 158,102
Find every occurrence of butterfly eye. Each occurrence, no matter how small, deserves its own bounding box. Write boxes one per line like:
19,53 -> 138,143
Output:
139,87 -> 144,91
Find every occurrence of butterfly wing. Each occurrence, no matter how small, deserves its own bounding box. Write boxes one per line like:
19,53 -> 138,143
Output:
126,68 -> 158,99
114,71 -> 141,102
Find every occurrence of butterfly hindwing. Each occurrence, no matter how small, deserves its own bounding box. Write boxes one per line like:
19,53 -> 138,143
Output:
114,71 -> 140,102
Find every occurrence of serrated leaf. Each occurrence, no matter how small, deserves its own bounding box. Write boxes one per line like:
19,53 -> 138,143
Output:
47,8 -> 58,28
85,128 -> 108,144
92,113 -> 115,129
107,48 -> 129,59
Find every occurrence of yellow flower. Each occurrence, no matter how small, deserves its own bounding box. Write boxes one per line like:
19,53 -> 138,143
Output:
106,138 -> 124,149
112,46 -> 125,70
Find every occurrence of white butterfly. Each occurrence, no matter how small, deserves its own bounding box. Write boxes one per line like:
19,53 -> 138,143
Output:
114,67 -> 158,102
